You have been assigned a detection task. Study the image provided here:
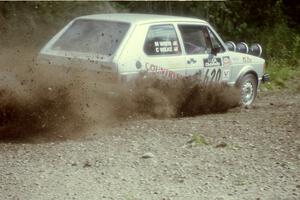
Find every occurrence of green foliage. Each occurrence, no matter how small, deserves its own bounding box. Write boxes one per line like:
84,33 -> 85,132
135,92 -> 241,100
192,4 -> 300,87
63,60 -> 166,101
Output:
291,35 -> 300,67
261,59 -> 300,90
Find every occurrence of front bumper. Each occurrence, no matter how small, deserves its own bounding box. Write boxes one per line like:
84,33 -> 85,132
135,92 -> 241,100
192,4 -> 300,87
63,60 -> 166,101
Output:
262,73 -> 270,83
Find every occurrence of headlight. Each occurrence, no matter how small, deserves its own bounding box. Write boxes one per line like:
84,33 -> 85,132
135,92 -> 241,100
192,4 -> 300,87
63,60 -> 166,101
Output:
225,41 -> 236,51
236,42 -> 249,54
249,43 -> 262,57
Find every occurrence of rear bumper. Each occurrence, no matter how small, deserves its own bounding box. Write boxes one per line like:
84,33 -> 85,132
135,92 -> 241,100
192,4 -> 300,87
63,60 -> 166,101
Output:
262,73 -> 270,83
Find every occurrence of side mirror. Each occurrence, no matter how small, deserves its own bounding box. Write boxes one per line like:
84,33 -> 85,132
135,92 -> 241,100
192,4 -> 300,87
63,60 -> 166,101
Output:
211,46 -> 221,56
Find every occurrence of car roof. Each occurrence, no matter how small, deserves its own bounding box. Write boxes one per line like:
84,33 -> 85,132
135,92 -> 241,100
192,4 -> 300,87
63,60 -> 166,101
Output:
77,13 -> 207,25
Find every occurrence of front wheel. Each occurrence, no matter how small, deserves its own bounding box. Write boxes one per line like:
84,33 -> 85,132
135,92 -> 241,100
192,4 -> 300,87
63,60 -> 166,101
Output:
238,74 -> 258,106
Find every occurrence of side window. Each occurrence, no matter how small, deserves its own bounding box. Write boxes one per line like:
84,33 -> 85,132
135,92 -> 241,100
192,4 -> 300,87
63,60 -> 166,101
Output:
178,25 -> 211,55
144,24 -> 181,56
207,28 -> 225,53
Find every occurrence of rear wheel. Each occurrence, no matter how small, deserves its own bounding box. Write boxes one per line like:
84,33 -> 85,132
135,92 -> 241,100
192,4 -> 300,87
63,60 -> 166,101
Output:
239,74 -> 257,106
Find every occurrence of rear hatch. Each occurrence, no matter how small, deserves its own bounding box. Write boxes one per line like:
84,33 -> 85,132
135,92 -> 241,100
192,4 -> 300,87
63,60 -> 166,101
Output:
38,19 -> 130,82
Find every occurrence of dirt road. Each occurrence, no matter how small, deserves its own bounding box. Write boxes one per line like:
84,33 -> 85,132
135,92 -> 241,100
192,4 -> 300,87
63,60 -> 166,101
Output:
0,90 -> 299,200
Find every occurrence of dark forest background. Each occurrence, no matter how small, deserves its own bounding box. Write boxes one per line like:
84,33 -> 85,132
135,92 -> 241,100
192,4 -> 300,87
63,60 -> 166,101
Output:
0,0 -> 299,89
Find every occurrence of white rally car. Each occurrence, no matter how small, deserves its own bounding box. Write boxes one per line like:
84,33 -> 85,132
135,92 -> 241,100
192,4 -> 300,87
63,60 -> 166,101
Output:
39,13 -> 269,105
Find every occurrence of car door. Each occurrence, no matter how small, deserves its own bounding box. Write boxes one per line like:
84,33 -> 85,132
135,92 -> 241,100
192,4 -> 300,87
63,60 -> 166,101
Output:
177,24 -> 231,82
139,24 -> 186,79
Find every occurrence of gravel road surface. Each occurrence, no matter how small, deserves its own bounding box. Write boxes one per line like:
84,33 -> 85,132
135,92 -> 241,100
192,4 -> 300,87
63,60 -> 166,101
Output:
1,90 -> 299,200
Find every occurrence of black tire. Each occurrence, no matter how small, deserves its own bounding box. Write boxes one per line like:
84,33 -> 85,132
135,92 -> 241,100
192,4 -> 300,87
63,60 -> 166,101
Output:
238,74 -> 258,106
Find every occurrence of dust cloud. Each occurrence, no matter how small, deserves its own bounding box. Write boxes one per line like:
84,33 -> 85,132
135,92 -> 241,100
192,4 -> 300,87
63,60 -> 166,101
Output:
0,50 -> 240,143
0,83 -> 80,142
115,76 -> 241,118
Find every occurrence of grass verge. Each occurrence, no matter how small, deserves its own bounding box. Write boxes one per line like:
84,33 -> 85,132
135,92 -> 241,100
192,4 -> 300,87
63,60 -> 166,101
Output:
260,59 -> 300,92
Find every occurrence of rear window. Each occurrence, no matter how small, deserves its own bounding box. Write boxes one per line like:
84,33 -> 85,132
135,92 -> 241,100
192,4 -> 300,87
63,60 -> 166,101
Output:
52,19 -> 130,56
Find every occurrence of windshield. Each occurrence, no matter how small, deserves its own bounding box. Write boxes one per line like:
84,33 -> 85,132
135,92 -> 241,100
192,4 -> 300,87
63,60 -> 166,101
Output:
52,19 -> 130,56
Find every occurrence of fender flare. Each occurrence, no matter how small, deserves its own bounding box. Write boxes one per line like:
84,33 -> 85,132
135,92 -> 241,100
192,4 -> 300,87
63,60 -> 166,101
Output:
235,65 -> 259,87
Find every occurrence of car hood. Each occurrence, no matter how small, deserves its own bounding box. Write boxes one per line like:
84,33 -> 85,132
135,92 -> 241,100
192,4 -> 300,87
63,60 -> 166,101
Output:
227,51 -> 265,65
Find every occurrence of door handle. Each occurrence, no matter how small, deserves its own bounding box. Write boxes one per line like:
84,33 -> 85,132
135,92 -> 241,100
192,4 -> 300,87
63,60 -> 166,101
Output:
187,58 -> 197,64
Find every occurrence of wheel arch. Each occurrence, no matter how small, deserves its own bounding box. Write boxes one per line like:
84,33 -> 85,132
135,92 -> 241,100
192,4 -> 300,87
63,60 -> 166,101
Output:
235,66 -> 259,87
